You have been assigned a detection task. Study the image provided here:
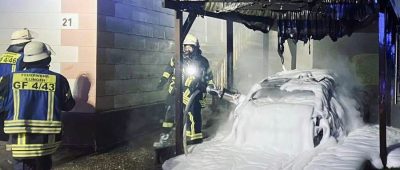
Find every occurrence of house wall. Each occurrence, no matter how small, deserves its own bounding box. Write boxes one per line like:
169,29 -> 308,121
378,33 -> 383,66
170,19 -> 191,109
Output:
97,0 -> 175,111
0,0 -> 98,113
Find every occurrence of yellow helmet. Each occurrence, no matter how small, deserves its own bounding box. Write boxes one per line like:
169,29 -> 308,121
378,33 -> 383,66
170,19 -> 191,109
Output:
183,34 -> 199,47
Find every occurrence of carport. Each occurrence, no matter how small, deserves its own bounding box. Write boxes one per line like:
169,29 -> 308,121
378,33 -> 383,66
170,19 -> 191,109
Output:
162,0 -> 399,168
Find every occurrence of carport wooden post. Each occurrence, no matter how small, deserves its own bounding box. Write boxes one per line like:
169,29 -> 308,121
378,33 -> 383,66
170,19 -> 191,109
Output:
263,34 -> 269,75
379,1 -> 400,167
288,41 -> 297,70
227,19 -> 234,90
174,9 -> 184,155
173,8 -> 197,155
378,2 -> 388,167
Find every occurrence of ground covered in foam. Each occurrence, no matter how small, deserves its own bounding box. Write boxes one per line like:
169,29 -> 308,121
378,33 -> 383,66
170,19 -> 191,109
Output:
163,125 -> 400,170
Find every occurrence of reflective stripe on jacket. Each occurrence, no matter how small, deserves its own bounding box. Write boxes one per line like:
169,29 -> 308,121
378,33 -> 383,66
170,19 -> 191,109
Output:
6,133 -> 61,158
0,68 -> 75,134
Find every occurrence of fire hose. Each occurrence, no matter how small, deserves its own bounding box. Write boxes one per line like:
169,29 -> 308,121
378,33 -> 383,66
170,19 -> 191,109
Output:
182,89 -> 200,155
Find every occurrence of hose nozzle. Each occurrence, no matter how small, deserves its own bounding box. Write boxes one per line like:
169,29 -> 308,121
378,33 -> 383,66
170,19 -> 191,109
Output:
206,86 -> 241,104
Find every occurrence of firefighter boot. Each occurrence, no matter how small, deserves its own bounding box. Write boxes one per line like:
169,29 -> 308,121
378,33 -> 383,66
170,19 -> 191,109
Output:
153,128 -> 175,148
153,133 -> 169,148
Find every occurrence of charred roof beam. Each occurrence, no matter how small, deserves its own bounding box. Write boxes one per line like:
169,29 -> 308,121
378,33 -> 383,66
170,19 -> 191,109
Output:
164,0 -> 272,26
181,0 -> 316,2
237,2 -> 307,11
182,0 -> 371,3
182,12 -> 197,42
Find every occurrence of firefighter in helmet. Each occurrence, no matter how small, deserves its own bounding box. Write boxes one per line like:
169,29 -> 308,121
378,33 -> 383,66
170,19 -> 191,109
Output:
0,28 -> 34,77
0,29 -> 34,141
154,34 -> 215,147
0,41 -> 75,169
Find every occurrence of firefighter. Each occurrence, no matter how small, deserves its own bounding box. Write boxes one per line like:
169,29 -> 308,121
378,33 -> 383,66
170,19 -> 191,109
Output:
0,41 -> 75,170
0,28 -> 34,141
0,28 -> 34,77
154,34 -> 215,147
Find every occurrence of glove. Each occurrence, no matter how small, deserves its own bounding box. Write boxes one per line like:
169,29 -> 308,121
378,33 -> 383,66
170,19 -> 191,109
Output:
206,85 -> 222,98
206,84 -> 215,92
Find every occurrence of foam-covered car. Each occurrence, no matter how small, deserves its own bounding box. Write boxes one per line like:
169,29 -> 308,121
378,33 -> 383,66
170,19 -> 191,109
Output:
225,69 -> 354,154
163,69 -> 372,170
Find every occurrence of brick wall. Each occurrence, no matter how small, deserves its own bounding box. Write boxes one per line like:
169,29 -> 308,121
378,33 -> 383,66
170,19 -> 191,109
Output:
97,0 -> 175,111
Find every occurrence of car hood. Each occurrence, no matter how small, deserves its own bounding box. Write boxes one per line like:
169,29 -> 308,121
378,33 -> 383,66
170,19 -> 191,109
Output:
228,102 -> 315,155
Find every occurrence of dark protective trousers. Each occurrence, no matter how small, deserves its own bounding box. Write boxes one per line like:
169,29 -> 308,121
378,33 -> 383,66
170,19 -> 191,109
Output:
13,155 -> 52,170
162,94 -> 176,133
185,98 -> 203,142
162,93 -> 203,142
0,113 -> 7,141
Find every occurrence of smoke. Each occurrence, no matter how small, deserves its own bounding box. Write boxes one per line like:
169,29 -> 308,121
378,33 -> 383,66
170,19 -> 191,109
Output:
203,100 -> 237,139
195,18 -> 377,139
205,28 -> 268,139
311,31 -> 380,130
233,30 -> 267,95
234,55 -> 266,95
392,105 -> 400,128
228,38 -> 370,135
314,54 -> 367,132
314,54 -> 362,90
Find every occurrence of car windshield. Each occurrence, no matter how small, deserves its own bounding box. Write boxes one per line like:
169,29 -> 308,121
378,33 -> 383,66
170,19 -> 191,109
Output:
251,78 -> 315,101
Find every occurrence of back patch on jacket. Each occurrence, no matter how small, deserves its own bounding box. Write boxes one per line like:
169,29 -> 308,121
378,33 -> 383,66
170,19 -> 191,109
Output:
13,73 -> 56,92
0,52 -> 20,64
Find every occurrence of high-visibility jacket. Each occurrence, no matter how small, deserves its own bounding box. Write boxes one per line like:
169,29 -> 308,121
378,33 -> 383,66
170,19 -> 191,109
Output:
0,47 -> 25,77
159,54 -> 214,106
0,67 -> 75,158
159,54 -> 214,140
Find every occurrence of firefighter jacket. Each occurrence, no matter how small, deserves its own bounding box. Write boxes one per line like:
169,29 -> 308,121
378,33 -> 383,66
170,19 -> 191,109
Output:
0,44 -> 26,77
0,67 -> 75,158
159,54 -> 214,106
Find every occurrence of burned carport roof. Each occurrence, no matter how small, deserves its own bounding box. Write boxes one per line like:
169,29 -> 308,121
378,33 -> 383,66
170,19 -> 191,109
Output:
164,0 -> 378,60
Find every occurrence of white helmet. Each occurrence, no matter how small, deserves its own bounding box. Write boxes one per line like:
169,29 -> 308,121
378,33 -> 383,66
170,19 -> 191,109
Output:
23,41 -> 51,63
183,34 -> 199,47
10,28 -> 33,45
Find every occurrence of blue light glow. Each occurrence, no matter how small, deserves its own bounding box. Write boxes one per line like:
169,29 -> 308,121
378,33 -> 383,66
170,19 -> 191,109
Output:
379,13 -> 385,46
